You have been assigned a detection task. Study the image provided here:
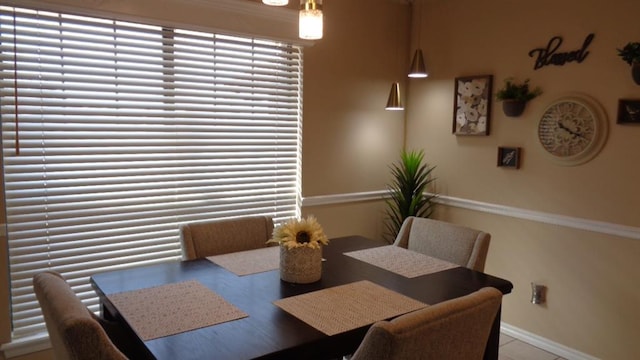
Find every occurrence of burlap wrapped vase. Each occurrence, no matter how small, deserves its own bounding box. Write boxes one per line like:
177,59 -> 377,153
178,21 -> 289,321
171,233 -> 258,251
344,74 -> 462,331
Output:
279,245 -> 322,284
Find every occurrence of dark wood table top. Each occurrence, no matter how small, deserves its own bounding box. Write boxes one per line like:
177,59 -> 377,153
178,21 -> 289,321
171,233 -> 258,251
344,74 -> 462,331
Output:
91,235 -> 513,360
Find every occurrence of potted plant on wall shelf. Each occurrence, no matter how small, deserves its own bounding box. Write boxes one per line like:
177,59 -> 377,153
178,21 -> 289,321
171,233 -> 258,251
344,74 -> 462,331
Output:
496,78 -> 542,117
617,42 -> 640,85
384,149 -> 436,243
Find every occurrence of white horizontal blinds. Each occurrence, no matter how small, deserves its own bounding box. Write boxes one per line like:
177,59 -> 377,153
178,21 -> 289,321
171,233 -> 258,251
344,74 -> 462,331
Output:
0,6 -> 302,339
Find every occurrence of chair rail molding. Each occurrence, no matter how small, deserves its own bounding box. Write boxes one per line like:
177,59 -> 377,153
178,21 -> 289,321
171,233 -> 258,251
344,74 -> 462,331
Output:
302,191 -> 640,240
302,190 -> 388,207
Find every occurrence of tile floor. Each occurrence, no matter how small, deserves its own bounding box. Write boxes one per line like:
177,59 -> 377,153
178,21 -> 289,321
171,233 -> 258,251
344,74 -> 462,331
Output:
500,333 -> 566,360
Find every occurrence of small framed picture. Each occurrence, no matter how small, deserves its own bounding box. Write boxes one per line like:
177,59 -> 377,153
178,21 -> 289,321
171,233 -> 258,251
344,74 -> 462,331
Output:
617,99 -> 640,124
452,74 -> 493,136
497,147 -> 520,169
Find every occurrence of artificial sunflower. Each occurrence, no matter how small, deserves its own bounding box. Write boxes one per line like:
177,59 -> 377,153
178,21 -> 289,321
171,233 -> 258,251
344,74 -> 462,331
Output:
268,216 -> 329,250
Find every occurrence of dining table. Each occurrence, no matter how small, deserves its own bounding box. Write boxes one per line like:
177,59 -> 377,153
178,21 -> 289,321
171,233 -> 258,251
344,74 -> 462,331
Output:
90,235 -> 513,360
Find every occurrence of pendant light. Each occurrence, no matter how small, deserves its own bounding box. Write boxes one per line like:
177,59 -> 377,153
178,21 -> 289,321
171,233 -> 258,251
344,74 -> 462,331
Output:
385,82 -> 403,111
408,49 -> 428,78
299,0 -> 323,40
408,0 -> 428,78
262,0 -> 289,5
385,3 -> 403,111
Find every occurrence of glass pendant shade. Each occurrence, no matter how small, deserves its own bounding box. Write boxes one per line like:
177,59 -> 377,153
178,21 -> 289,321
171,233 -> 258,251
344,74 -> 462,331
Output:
299,0 -> 323,40
385,82 -> 404,111
263,0 -> 289,5
408,49 -> 428,78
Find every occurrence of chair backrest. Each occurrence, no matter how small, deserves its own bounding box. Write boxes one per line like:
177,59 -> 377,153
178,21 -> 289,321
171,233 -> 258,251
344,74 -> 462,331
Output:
180,216 -> 274,260
393,216 -> 491,272
351,287 -> 502,360
33,271 -> 127,360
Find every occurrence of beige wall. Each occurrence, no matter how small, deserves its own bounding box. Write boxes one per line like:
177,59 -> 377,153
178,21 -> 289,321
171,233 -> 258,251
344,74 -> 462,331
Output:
401,0 -> 640,359
303,200 -> 389,240
409,0 -> 640,226
302,0 -> 409,197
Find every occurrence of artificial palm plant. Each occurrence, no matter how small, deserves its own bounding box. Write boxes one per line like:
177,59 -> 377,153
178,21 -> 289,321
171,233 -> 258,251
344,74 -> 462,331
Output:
384,149 -> 436,242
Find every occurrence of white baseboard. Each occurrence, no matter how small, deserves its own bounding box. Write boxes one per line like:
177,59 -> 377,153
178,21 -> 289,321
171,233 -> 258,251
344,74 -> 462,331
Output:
501,323 -> 600,360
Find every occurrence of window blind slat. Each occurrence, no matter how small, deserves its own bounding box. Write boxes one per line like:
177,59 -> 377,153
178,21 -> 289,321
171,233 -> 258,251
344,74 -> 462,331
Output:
0,51 -> 301,79
1,5 -> 302,341
9,232 -> 180,253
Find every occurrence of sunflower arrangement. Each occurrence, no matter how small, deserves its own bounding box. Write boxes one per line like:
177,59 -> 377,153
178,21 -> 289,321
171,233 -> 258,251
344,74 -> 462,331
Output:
268,216 -> 329,250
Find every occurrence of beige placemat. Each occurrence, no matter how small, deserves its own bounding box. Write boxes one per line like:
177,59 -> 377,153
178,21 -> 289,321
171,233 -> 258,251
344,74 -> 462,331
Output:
344,245 -> 459,278
108,280 -> 247,341
207,246 -> 279,276
273,280 -> 427,336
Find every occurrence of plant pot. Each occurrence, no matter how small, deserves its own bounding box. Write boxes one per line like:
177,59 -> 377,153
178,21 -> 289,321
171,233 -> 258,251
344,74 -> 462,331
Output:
502,100 -> 526,117
279,245 -> 322,284
632,62 -> 640,85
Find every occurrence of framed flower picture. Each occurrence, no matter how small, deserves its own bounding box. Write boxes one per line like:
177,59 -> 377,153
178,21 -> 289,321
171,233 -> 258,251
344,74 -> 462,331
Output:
452,75 -> 493,136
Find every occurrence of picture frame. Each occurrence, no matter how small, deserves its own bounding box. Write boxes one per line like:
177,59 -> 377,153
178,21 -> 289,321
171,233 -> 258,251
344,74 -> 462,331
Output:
617,99 -> 640,124
497,147 -> 521,169
453,74 -> 493,136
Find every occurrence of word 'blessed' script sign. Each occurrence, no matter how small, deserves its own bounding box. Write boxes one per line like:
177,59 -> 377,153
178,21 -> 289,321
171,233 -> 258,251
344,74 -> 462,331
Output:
528,33 -> 595,70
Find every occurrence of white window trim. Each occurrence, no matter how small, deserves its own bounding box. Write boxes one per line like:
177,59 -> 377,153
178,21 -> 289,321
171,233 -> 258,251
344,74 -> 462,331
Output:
1,333 -> 51,359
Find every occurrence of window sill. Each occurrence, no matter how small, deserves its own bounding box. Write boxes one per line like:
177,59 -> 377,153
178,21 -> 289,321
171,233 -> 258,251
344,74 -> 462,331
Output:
1,334 -> 51,359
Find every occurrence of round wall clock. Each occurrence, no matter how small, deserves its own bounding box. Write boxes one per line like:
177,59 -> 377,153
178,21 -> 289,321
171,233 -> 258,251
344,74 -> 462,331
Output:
537,94 -> 608,166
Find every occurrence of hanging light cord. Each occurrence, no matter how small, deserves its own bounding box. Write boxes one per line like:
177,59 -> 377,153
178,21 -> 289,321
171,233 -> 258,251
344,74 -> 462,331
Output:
416,0 -> 422,45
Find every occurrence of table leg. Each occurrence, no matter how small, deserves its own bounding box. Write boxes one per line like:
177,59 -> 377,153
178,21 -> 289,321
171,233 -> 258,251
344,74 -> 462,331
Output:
484,305 -> 502,360
100,301 -> 117,321
98,300 -> 155,359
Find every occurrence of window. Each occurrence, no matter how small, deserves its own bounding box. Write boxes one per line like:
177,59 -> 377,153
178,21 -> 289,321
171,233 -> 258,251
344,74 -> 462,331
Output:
0,6 -> 302,340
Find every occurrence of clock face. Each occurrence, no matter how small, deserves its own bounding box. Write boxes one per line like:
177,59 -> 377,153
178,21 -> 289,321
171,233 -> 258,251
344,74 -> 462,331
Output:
537,95 -> 607,166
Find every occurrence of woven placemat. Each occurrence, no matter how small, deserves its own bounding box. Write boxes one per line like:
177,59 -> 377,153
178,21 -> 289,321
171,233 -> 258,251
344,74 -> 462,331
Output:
108,280 -> 247,340
344,245 -> 459,278
273,280 -> 427,336
207,246 -> 279,276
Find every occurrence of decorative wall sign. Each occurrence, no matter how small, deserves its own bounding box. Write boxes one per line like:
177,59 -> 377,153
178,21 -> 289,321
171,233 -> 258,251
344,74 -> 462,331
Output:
529,33 -> 595,70
452,75 -> 492,136
497,147 -> 521,169
617,99 -> 640,124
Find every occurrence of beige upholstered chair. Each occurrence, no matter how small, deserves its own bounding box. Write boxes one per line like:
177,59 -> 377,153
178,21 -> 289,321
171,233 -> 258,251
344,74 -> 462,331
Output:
351,287 -> 502,360
393,216 -> 491,272
180,216 -> 274,260
33,271 -> 128,360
